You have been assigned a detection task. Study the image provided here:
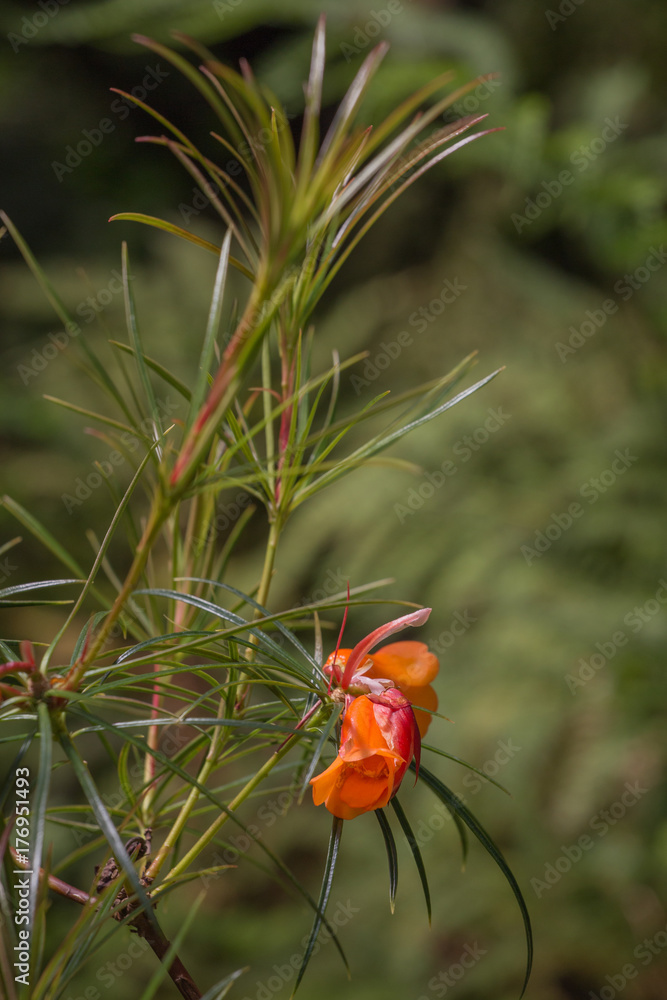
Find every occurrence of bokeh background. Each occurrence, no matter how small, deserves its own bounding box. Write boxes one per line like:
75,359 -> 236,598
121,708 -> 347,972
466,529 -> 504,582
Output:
1,1 -> 667,998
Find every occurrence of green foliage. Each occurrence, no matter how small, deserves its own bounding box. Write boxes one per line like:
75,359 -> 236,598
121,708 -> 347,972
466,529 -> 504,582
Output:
0,20 -> 530,1000
2,1 -> 666,998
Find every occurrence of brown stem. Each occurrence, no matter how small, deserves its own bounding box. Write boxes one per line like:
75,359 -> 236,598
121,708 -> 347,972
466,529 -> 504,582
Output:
10,848 -> 202,1000
132,910 -> 202,1000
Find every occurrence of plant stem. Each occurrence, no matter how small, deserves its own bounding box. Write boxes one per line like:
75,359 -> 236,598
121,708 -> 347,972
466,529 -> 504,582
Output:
10,848 -> 93,906
132,910 -> 203,1000
143,700 -> 228,883
11,849 -> 203,1000
152,736 -> 297,896
255,515 -> 281,617
142,662 -> 162,827
68,492 -> 170,686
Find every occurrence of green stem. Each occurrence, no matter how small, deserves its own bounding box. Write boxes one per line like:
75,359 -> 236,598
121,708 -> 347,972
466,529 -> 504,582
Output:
152,736 -> 297,896
143,699 -> 228,883
68,493 -> 170,687
256,515 -> 281,617
144,516 -> 284,885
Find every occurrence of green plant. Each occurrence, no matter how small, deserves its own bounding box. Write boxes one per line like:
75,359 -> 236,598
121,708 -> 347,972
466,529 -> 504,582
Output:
0,19 -> 531,1000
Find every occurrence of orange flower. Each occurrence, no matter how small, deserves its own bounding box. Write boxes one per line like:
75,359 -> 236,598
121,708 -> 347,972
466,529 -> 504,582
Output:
324,640 -> 438,737
364,641 -> 438,738
310,688 -> 419,820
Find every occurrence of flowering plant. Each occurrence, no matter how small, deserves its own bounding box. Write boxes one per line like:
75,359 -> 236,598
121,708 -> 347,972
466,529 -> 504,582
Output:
0,18 -> 531,1000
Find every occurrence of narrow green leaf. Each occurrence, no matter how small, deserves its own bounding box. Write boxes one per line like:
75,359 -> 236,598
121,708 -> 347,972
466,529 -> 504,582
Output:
70,612 -> 107,667
297,704 -> 342,800
137,893 -> 204,1000
0,732 -> 33,811
422,743 -> 511,795
0,599 -> 73,609
375,808 -> 398,913
199,968 -> 247,1000
132,588 -> 310,676
317,42 -> 388,164
117,743 -> 138,810
416,764 -> 533,997
110,212 -> 219,253
66,704 -> 346,958
42,446 -> 156,670
42,396 -> 143,438
293,815 -> 345,995
295,370 -> 502,504
0,536 -> 21,558
73,717 -> 300,737
108,342 -> 192,401
410,762 -> 468,866
122,242 -> 160,440
188,229 -> 232,432
0,212 -> 131,417
1,497 -> 86,578
183,579 -> 319,669
29,705 -> 52,934
0,579 -> 81,601
390,797 -> 431,923
295,14 -> 326,192
57,727 -> 158,930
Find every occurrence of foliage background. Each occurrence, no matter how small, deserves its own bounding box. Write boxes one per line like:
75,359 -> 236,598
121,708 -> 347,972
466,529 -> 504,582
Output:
1,1 -> 666,998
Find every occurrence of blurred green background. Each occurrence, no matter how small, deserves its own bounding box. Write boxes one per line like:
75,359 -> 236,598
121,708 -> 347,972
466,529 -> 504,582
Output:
1,1 -> 667,998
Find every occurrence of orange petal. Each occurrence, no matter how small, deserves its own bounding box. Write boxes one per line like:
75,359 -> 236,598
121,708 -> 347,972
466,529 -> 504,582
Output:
313,755 -> 396,819
337,758 -> 395,812
340,694 -> 394,761
369,641 -> 439,687
310,756 -> 345,806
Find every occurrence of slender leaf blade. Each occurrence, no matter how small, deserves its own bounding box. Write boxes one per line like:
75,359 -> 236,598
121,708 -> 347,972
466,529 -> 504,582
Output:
57,729 -> 158,930
416,764 -> 533,997
188,229 -> 232,431
390,797 -> 431,923
293,815 -> 345,995
375,808 -> 398,913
